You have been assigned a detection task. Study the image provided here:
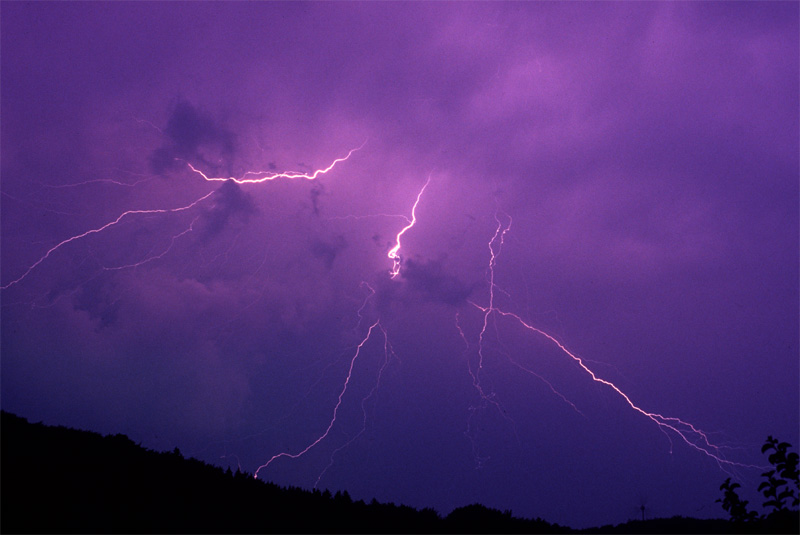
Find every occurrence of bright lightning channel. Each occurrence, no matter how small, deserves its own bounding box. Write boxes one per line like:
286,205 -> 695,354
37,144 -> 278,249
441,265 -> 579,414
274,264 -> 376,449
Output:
182,142 -> 365,184
387,175 -> 431,278
253,176 -> 435,483
6,129 -> 758,487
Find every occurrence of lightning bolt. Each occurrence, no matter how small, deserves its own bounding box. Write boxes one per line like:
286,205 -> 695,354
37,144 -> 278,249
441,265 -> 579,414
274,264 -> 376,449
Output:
387,175 -> 431,278
249,169 -> 439,484
101,216 -> 199,271
1,146 -> 364,291
314,321 -> 396,488
37,173 -> 158,189
255,183 -> 755,481
1,191 -> 216,290
474,210 -> 512,396
253,319 -> 383,480
483,305 -> 757,470
182,142 -> 366,184
455,211 -> 521,465
467,209 -> 759,473
253,279 -> 399,486
5,123 -> 761,499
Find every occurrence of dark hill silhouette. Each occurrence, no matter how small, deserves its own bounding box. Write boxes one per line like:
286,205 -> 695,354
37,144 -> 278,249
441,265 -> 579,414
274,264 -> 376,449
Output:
0,411 -> 564,533
1,411 -> 796,533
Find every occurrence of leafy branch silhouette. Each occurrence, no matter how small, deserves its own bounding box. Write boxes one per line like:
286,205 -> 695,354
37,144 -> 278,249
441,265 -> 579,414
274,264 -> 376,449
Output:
758,436 -> 799,512
718,436 -> 799,525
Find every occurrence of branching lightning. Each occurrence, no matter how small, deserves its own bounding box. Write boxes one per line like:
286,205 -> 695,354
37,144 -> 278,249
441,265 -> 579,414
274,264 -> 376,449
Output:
252,176 -> 433,484
474,210 -> 512,396
253,319 -> 384,480
4,124 -> 759,501
465,208 -> 759,473
484,304 -> 755,470
314,321 -> 396,488
1,145 -> 364,291
1,191 -> 216,290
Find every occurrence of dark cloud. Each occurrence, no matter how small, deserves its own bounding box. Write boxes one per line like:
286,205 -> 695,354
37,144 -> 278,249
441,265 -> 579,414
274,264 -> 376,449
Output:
310,235 -> 347,270
310,182 -> 324,216
150,100 -> 237,175
401,257 -> 475,306
74,277 -> 121,330
198,180 -> 257,239
365,254 -> 475,311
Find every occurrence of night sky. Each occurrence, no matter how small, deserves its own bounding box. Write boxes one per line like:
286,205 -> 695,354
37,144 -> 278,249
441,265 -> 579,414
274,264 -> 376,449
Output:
1,1 -> 797,529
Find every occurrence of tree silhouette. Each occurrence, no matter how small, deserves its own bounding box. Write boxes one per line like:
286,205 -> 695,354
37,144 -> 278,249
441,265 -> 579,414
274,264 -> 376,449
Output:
717,478 -> 758,523
717,435 -> 799,532
759,436 -> 799,512
5,410 -> 797,533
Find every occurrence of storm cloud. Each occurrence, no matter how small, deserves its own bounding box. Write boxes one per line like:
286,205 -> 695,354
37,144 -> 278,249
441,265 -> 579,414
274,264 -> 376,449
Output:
401,257 -> 475,306
197,180 -> 257,239
1,2 -> 797,529
150,100 -> 237,176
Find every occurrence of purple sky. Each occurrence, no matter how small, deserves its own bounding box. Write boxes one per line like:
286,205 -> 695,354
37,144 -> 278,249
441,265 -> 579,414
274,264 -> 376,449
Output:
2,1 -> 797,528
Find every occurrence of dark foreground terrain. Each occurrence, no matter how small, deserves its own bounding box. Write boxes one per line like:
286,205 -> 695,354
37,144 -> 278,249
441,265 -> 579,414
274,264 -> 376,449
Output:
1,411 -> 796,533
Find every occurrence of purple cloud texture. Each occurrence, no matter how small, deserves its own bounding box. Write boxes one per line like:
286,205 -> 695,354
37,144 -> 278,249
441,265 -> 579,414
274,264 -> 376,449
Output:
2,2 -> 797,528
